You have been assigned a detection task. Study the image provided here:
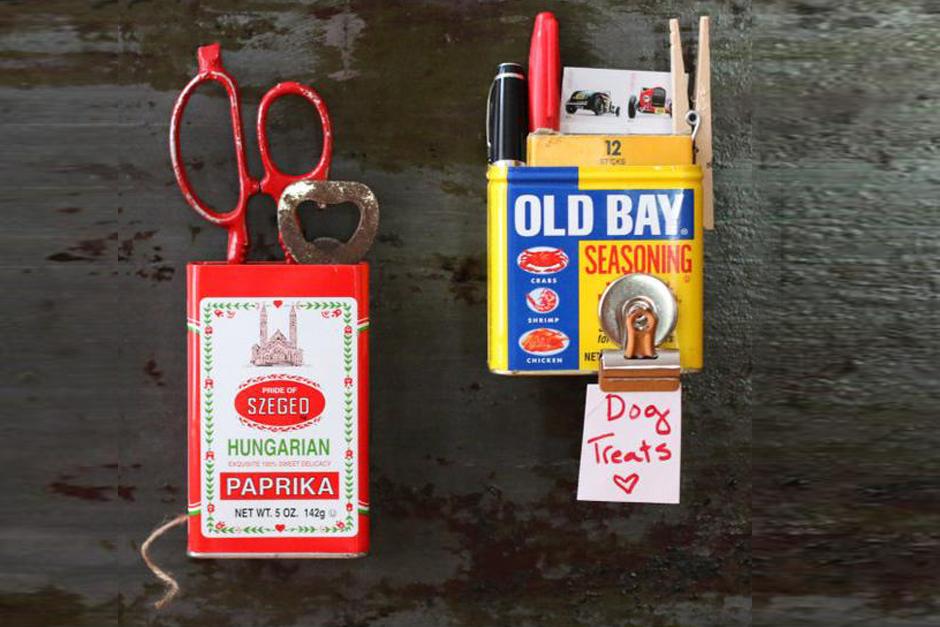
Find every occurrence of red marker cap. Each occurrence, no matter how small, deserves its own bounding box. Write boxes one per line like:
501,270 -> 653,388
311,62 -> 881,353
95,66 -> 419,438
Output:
528,11 -> 560,132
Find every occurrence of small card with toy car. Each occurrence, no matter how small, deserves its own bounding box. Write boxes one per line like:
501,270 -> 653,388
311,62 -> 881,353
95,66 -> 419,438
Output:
560,67 -> 677,135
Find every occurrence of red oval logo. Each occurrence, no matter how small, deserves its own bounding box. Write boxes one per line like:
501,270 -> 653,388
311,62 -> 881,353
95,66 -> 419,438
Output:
234,376 -> 325,432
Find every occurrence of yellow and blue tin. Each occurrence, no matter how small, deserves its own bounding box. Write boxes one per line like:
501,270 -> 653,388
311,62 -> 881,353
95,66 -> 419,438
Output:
487,164 -> 703,375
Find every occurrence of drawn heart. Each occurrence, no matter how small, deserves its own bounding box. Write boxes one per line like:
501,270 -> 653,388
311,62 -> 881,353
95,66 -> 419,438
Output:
273,300 -> 283,308
275,524 -> 286,532
613,473 -> 640,495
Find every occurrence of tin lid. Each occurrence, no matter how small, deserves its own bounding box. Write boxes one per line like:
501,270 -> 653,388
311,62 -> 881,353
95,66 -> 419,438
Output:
486,163 -> 703,183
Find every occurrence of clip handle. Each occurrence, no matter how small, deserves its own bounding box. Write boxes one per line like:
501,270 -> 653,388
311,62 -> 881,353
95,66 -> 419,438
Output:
622,304 -> 658,359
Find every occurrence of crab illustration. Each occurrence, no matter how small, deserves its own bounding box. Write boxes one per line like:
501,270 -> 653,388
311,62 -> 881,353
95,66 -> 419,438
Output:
517,247 -> 570,274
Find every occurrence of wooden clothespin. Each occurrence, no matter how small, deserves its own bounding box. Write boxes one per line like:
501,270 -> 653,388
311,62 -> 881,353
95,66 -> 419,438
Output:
694,16 -> 713,230
669,19 -> 690,135
670,17 -> 714,230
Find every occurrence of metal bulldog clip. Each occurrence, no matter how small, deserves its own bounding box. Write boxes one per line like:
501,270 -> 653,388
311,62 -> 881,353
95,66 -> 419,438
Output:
598,273 -> 680,393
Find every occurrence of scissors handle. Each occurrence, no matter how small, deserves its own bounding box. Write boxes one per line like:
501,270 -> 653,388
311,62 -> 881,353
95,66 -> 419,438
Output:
256,82 -> 334,199
170,44 -> 254,263
257,82 -> 334,264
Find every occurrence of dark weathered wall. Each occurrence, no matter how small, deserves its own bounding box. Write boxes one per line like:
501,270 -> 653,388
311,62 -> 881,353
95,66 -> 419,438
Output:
4,1 -> 741,625
752,1 -> 940,624
0,0 -> 931,625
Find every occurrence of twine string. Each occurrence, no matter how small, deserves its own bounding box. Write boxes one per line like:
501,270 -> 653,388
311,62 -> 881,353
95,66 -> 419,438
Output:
140,513 -> 187,609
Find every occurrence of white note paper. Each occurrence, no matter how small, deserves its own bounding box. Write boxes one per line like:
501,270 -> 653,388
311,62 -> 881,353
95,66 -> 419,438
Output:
577,384 -> 682,504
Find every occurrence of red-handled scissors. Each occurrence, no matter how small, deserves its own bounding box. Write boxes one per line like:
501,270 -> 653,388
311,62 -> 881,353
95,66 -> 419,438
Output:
170,43 -> 333,263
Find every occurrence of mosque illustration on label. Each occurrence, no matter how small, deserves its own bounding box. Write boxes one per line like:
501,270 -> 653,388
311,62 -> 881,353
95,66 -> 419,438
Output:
250,303 -> 304,366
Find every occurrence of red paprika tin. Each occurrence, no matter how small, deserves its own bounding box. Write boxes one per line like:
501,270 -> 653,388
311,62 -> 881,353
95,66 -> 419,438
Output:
186,263 -> 370,557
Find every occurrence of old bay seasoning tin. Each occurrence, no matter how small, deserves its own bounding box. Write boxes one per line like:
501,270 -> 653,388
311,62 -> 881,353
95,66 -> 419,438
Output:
487,164 -> 703,374
187,263 -> 369,557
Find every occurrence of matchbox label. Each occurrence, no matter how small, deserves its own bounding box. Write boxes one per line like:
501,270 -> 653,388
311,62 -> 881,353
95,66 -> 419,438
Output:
504,167 -> 696,371
197,297 -> 358,537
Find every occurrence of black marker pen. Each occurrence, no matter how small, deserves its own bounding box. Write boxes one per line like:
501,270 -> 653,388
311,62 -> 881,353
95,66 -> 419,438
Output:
487,63 -> 528,165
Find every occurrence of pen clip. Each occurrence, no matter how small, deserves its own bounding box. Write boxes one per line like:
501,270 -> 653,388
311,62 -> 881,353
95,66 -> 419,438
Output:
485,78 -> 495,160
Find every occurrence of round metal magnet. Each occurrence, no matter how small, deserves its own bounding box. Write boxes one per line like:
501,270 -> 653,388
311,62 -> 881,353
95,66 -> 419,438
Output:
598,273 -> 677,349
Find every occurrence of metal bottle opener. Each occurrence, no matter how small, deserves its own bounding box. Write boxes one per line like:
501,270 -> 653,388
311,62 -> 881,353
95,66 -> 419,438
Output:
277,180 -> 380,265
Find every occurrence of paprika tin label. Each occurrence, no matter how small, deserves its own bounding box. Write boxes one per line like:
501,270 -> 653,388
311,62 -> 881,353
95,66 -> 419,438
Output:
187,263 -> 369,557
487,165 -> 703,374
